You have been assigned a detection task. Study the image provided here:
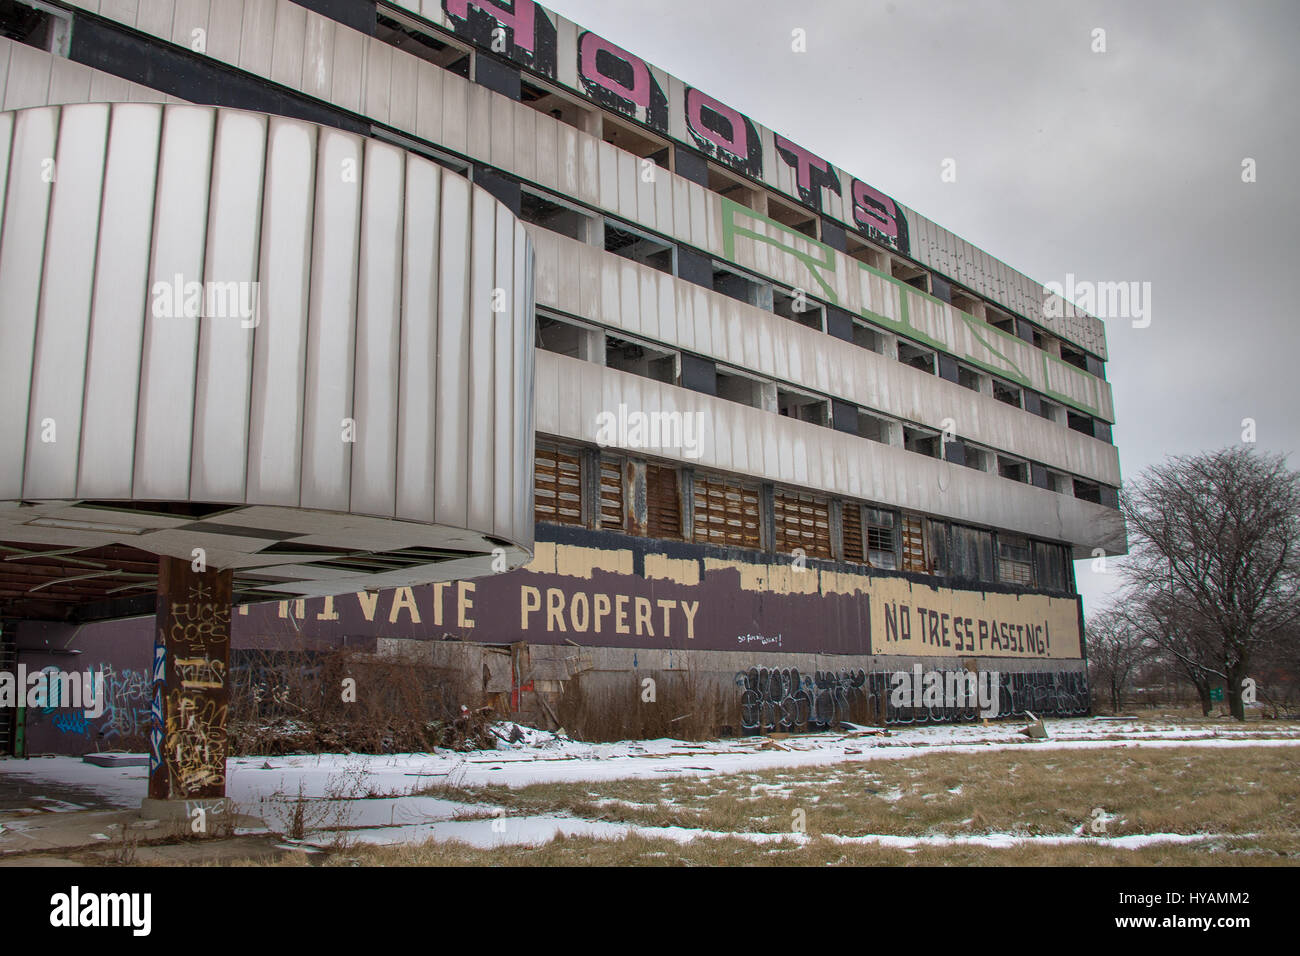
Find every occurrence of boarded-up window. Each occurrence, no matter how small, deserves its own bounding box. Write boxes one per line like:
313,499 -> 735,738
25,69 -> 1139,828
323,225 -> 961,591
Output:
772,489 -> 831,559
842,503 -> 864,564
928,520 -> 949,575
1033,540 -> 1070,592
901,513 -> 928,573
865,507 -> 897,569
692,474 -> 761,549
646,464 -> 682,540
950,525 -> 996,583
998,533 -> 1033,586
535,444 -> 583,526
598,456 -> 624,530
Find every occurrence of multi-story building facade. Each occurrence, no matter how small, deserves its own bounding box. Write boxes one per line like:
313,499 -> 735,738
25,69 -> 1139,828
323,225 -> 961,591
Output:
0,0 -> 1123,746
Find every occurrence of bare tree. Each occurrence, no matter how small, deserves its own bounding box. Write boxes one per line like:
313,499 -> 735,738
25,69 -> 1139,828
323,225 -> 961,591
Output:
1086,607 -> 1151,713
1116,583 -> 1221,714
1121,447 -> 1300,720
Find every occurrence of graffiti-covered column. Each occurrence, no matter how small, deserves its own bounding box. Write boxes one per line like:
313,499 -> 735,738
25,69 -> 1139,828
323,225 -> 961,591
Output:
144,557 -> 232,819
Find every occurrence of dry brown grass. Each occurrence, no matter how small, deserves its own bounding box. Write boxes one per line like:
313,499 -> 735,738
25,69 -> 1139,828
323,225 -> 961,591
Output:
554,665 -> 730,741
420,744 -> 1300,842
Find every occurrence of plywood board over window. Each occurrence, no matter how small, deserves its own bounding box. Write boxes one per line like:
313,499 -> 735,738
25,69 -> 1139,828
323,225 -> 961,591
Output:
646,463 -> 682,540
535,443 -> 583,526
772,488 -> 831,559
692,474 -> 761,549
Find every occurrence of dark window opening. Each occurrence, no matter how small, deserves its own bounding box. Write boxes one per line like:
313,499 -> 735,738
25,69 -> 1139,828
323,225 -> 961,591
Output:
712,263 -> 766,307
845,232 -> 886,270
852,321 -> 884,353
891,261 -> 929,293
376,13 -> 471,77
998,457 -> 1029,483
602,113 -> 670,167
858,411 -> 893,444
773,287 -> 824,331
535,314 -> 591,359
521,78 -> 594,130
1067,411 -> 1094,436
898,341 -> 936,375
605,221 -> 674,273
903,426 -> 941,459
1,0 -> 65,52
605,336 -> 676,384
1060,343 -> 1088,371
986,309 -> 1015,335
950,288 -> 980,315
716,370 -> 764,409
707,162 -> 760,211
1073,478 -> 1102,504
520,188 -> 594,241
992,378 -> 1022,408
957,364 -> 983,392
767,194 -> 819,238
778,390 -> 829,427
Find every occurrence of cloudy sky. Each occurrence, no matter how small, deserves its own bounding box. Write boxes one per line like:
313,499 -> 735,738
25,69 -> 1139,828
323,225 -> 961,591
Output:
546,0 -> 1300,615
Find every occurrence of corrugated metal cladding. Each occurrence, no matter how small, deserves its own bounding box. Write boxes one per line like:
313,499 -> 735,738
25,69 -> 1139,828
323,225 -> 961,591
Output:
0,102 -> 536,593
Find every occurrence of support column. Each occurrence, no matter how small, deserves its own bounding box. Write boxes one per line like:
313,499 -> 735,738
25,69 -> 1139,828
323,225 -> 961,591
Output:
144,556 -> 232,821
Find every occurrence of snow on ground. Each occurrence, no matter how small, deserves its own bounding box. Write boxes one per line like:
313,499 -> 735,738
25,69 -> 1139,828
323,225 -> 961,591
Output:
2,715 -> 1296,851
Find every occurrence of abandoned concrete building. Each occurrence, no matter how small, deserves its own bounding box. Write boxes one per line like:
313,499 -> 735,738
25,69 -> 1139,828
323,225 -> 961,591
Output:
0,0 -> 1124,768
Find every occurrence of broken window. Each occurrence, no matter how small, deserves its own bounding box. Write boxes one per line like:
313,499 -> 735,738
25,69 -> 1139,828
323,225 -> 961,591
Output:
858,411 -> 894,445
1067,411 -> 1095,436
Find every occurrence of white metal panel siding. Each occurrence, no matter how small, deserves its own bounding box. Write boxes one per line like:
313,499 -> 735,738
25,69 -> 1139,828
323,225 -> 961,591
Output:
0,103 -> 535,550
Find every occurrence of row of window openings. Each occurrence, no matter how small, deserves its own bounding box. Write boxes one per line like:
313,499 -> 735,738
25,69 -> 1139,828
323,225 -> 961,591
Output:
372,5 -> 1100,377
537,311 -> 1111,503
535,443 -> 1073,592
517,186 -> 1106,441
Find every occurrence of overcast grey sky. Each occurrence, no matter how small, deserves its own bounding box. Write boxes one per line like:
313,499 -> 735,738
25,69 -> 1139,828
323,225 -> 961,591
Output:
546,0 -> 1300,615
